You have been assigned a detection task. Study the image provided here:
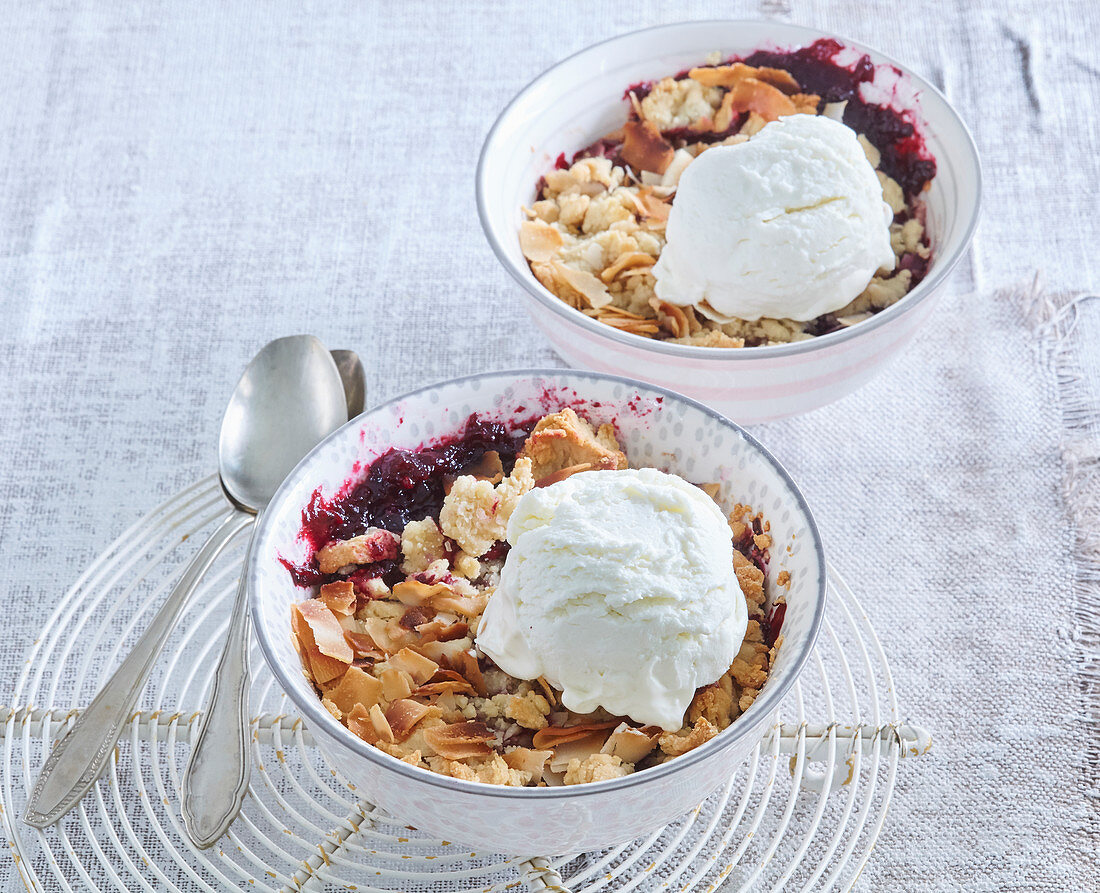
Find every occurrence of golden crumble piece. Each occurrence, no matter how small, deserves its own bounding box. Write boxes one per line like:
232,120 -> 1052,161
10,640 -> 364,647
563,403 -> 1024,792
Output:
505,691 -> 551,730
518,408 -> 628,480
688,674 -> 735,730
638,76 -> 722,131
670,328 -> 746,348
400,518 -> 446,575
315,529 -> 400,574
439,458 -> 534,557
430,754 -> 532,787
878,171 -> 905,215
659,717 -> 718,757
452,550 -> 480,580
732,550 -> 766,608
563,753 -> 632,785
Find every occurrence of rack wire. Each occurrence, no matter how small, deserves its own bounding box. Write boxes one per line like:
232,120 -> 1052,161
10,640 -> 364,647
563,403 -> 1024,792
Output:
1,477 -> 929,891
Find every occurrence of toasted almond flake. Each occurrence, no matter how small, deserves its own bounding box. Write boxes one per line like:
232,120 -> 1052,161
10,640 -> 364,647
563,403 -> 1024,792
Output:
531,721 -> 620,749
621,119 -> 674,175
319,581 -> 356,616
380,667 -> 414,701
388,647 -> 439,685
326,666 -> 384,715
552,261 -> 612,310
385,699 -> 437,740
369,703 -> 395,743
601,722 -> 660,764
423,721 -> 495,761
392,579 -> 453,606
600,251 -> 656,283
519,220 -> 564,263
534,463 -> 592,488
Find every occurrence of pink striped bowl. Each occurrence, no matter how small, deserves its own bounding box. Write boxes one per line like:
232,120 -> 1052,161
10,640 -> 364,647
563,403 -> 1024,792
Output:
477,21 -> 981,423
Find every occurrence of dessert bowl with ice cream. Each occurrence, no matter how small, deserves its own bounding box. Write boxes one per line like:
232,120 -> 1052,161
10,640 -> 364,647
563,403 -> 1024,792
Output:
250,370 -> 826,852
477,21 -> 981,421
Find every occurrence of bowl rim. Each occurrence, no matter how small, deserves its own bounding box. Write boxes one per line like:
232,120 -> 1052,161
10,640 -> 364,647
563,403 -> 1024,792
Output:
475,19 -> 983,362
249,368 -> 828,799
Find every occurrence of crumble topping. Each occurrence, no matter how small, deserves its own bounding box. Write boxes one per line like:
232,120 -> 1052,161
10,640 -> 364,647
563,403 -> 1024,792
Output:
289,410 -> 785,786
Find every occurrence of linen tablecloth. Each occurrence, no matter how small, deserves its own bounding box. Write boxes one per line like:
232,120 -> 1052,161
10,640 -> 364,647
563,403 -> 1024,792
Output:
1,1 -> 1097,889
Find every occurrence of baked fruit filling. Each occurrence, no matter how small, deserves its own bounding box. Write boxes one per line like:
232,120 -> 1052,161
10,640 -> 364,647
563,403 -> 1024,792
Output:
520,40 -> 936,347
286,409 -> 786,786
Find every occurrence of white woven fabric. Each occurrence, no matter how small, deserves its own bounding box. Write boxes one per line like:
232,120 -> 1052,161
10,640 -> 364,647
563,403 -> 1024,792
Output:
1,1 -> 1097,889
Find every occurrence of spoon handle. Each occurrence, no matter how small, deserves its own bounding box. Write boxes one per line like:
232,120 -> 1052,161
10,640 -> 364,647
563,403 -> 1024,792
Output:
23,509 -> 252,829
181,518 -> 260,848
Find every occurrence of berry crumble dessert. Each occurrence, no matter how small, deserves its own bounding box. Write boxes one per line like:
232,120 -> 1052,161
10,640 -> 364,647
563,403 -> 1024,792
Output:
286,408 -> 784,787
520,40 -> 936,347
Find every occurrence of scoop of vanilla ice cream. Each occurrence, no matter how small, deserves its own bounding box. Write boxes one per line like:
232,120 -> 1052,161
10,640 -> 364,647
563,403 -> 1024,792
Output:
475,468 -> 748,731
652,114 -> 896,323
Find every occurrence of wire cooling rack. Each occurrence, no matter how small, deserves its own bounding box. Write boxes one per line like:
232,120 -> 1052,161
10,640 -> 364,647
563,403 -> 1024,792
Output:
1,477 -> 930,892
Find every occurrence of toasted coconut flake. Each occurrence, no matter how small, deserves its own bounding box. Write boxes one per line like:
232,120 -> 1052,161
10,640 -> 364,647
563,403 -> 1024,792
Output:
601,722 -> 660,764
380,667 -> 414,701
450,650 -> 487,697
699,482 -> 721,501
361,616 -> 416,654
534,463 -> 592,488
385,698 -> 437,740
346,703 -> 378,743
621,119 -> 674,174
387,647 -> 439,685
730,78 -> 796,123
416,619 -> 469,644
531,720 -> 620,750
414,668 -> 477,697
369,703 -> 395,743
399,605 -> 435,630
600,251 -> 656,283
319,581 -> 356,616
504,747 -> 553,778
392,579 -> 453,606
519,220 -> 564,263
423,721 -> 495,760
316,529 -> 400,574
597,314 -> 661,335
292,601 -> 353,683
326,665 -> 384,715
432,590 -> 489,617
790,93 -> 821,115
688,62 -> 756,88
648,298 -> 692,339
636,189 -> 671,222
546,733 -> 612,773
552,261 -> 612,310
535,676 -> 559,708
753,66 -> 801,93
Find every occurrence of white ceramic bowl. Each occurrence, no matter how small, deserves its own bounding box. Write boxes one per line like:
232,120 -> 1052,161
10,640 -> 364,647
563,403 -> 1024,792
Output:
477,22 -> 982,424
250,370 -> 826,854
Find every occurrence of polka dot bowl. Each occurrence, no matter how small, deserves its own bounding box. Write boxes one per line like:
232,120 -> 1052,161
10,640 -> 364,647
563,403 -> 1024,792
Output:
249,370 -> 827,854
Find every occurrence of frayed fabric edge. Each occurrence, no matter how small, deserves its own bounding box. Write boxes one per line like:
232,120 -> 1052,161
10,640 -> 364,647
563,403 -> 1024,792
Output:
1021,273 -> 1100,847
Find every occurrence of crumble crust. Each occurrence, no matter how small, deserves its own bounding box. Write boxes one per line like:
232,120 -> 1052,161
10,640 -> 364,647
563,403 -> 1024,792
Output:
290,410 -> 784,786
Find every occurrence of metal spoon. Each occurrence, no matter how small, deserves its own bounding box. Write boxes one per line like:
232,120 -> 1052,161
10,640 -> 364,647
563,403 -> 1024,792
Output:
330,349 -> 365,419
24,337 -> 350,836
